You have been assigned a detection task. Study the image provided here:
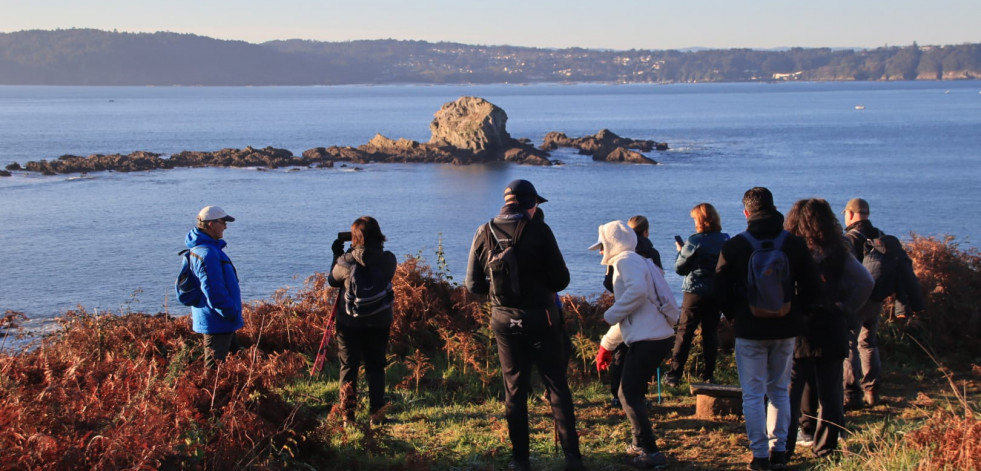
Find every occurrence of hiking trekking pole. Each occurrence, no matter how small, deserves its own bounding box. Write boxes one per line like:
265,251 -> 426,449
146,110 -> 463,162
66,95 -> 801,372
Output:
656,367 -> 662,404
310,289 -> 342,377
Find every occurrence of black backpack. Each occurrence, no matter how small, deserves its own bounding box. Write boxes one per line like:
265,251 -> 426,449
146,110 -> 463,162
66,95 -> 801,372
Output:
484,219 -> 526,306
343,261 -> 394,318
850,229 -> 905,302
175,248 -> 205,307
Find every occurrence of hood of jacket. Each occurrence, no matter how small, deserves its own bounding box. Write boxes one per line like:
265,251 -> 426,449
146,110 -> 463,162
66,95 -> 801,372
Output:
349,244 -> 387,266
186,227 -> 227,251
746,209 -> 786,239
595,220 -> 637,266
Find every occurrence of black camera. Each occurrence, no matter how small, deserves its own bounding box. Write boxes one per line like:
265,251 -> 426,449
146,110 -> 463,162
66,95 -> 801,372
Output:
337,231 -> 352,242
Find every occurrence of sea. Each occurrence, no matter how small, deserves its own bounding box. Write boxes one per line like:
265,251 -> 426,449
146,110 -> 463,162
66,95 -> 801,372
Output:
1,81 -> 980,336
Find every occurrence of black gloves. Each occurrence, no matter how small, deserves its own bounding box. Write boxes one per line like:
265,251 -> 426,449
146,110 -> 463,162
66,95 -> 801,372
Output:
331,238 -> 345,257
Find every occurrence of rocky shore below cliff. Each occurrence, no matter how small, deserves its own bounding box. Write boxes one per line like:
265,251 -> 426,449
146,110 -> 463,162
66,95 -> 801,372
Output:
2,96 -> 668,176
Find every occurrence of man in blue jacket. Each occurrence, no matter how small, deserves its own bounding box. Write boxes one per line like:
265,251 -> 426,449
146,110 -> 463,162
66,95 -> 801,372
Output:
185,205 -> 243,368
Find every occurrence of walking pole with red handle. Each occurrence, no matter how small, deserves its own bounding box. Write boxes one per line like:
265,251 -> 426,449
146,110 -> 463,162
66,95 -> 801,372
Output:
310,289 -> 342,377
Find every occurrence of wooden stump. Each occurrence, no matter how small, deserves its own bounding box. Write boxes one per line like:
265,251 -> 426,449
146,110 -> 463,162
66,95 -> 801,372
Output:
690,383 -> 743,419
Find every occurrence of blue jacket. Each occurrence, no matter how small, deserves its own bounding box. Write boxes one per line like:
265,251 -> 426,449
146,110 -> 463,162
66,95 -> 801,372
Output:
674,231 -> 729,295
185,228 -> 243,334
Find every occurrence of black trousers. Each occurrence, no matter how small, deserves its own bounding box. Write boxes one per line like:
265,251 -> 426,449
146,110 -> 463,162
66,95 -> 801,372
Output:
667,292 -> 720,381
494,318 -> 581,462
619,338 -> 673,452
202,332 -> 240,369
787,356 -> 845,458
608,344 -> 629,399
336,323 -> 391,414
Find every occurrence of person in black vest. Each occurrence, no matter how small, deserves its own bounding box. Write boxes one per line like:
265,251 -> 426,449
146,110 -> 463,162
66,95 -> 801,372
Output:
465,179 -> 584,471
328,216 -> 397,426
784,198 -> 873,460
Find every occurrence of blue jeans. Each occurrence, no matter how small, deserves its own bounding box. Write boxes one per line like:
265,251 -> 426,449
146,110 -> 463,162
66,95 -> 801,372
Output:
735,337 -> 795,458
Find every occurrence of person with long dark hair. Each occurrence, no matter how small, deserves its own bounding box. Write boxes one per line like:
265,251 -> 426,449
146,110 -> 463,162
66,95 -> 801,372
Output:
328,216 -> 397,427
665,203 -> 729,387
783,199 -> 873,460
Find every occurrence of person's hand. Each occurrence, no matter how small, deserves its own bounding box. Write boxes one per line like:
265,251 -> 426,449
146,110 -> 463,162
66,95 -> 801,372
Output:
675,241 -> 683,252
331,238 -> 345,257
595,345 -> 612,372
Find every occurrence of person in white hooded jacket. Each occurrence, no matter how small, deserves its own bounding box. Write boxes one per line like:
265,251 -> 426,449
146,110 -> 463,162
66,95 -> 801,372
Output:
591,220 -> 680,469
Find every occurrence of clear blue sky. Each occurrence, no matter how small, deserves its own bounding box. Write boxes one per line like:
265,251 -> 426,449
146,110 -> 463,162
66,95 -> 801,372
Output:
1,0 -> 977,50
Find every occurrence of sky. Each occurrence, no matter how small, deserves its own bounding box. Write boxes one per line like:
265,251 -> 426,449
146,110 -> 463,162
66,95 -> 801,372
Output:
1,0 -> 978,50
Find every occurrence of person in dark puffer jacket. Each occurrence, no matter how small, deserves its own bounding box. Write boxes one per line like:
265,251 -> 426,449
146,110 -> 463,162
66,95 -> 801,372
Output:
665,203 -> 729,387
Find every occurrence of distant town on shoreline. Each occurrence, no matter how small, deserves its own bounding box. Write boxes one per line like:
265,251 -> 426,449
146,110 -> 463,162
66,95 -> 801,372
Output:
1,29 -> 979,86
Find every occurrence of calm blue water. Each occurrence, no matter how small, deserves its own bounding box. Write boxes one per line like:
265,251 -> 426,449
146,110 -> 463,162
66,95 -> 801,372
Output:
1,82 -> 980,331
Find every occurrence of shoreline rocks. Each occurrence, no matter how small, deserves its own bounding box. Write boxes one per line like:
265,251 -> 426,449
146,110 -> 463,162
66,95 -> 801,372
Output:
4,97 -> 668,176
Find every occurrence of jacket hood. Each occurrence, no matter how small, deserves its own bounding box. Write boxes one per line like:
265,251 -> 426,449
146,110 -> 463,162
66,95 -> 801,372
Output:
350,244 -> 386,266
185,228 -> 226,250
746,209 -> 785,239
595,220 -> 637,266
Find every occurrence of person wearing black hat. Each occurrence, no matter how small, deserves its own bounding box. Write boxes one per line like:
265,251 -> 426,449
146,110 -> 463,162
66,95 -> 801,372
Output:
465,179 -> 584,471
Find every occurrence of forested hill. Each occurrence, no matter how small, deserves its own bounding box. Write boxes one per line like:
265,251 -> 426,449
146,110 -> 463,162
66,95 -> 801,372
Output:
1,29 -> 979,86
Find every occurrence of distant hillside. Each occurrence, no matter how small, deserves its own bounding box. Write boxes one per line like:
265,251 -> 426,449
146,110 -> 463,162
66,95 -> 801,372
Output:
1,29 -> 979,85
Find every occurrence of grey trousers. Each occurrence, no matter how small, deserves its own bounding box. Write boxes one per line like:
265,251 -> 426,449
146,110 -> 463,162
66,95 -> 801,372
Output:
843,300 -> 882,400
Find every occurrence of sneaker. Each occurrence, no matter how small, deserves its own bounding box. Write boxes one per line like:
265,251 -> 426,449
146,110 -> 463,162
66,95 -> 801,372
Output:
631,451 -> 668,469
864,390 -> 878,406
748,457 -> 771,470
769,450 -> 788,470
663,374 -> 679,388
796,429 -> 814,447
625,443 -> 646,456
507,459 -> 531,471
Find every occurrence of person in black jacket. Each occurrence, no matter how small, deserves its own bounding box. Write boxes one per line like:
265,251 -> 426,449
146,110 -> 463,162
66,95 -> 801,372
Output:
465,179 -> 584,471
715,187 -> 822,471
784,199 -> 873,460
327,216 -> 397,427
841,198 -> 924,408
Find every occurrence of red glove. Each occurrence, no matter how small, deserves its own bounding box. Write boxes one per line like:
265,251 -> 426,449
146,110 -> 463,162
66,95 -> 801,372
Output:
595,345 -> 613,372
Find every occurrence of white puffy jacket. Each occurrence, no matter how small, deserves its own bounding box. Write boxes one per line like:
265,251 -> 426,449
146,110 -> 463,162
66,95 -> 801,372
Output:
594,220 -> 680,350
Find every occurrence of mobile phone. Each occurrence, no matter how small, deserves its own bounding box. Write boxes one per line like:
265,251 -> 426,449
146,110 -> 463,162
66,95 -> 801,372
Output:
674,235 -> 684,245
338,231 -> 352,242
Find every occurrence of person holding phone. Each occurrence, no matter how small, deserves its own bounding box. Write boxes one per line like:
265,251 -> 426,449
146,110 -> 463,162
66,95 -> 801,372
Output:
327,216 -> 397,426
664,203 -> 729,387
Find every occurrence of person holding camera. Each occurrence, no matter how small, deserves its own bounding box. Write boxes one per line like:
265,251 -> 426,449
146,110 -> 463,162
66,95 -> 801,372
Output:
664,203 -> 729,387
327,216 -> 397,426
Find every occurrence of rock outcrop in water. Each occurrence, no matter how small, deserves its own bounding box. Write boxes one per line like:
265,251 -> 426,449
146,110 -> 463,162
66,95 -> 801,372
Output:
541,129 -> 668,164
5,97 -> 668,175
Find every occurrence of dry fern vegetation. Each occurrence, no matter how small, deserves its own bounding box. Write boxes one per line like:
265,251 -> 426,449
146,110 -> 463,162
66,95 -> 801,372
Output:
1,234 -> 978,470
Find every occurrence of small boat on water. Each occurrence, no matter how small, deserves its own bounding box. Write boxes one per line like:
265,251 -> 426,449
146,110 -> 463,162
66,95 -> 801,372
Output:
855,105 -> 865,110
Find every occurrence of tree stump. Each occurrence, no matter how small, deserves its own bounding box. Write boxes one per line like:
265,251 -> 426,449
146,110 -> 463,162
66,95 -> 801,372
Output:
690,383 -> 743,419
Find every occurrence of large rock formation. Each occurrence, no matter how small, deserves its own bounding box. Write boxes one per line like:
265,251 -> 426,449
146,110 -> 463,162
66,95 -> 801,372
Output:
428,96 -> 511,156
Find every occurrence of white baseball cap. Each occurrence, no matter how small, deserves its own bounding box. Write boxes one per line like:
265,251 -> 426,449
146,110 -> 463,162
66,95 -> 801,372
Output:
197,205 -> 235,222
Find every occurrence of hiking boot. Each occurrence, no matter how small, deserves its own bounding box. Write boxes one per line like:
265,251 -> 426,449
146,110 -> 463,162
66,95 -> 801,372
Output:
843,396 -> 864,411
631,451 -> 668,469
663,374 -> 679,388
625,443 -> 646,456
769,450 -> 788,470
864,390 -> 878,406
748,457 -> 771,470
507,459 -> 531,471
